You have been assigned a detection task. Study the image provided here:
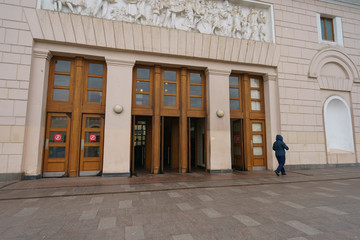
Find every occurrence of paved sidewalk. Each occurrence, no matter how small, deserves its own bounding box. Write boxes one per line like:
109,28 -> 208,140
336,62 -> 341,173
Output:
1,167 -> 359,200
0,167 -> 360,239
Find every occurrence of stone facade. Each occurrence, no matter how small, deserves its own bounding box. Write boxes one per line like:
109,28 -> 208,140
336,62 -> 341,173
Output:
0,0 -> 359,181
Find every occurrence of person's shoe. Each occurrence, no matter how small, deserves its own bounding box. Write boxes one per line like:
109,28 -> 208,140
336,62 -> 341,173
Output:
281,172 -> 286,175
274,171 -> 279,176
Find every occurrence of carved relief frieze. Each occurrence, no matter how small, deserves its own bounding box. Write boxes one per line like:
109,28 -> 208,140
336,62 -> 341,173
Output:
39,0 -> 274,42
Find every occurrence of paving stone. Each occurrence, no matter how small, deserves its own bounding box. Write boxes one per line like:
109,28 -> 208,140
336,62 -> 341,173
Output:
125,225 -> 145,240
233,214 -> 260,227
252,197 -> 272,203
52,191 -> 66,196
90,196 -> 104,204
316,206 -> 347,215
262,190 -> 279,196
24,198 -> 39,203
317,187 -> 338,192
168,192 -> 182,198
201,208 -> 222,218
280,201 -> 305,209
63,196 -> 77,200
285,220 -> 322,235
97,217 -> 116,230
314,192 -> 336,198
119,200 -> 132,209
176,203 -> 193,211
331,181 -> 350,186
14,207 -> 39,217
197,195 -> 213,202
230,188 -> 245,193
79,209 -> 98,220
172,233 -> 194,240
287,237 -> 308,240
346,195 -> 360,200
286,185 -> 302,189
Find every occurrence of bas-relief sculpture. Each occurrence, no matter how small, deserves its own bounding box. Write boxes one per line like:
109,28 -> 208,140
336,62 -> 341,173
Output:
41,0 -> 273,42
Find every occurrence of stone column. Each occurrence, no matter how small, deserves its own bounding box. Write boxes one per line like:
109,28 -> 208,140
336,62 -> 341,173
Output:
102,58 -> 135,177
206,68 -> 232,172
22,49 -> 52,179
263,74 -> 280,170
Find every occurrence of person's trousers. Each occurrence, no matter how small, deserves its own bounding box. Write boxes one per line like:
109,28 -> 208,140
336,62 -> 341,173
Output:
275,155 -> 286,174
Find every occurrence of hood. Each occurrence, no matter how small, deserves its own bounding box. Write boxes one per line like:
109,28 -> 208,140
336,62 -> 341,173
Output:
276,135 -> 283,141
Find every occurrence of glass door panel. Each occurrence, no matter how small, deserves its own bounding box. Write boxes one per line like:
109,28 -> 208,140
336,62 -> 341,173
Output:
79,114 -> 104,176
250,120 -> 266,167
43,113 -> 71,177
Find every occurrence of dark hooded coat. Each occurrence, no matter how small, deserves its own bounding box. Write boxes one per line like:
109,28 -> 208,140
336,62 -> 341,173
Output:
272,135 -> 289,156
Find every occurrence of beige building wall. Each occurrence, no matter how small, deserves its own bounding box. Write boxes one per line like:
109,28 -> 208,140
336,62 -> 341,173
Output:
0,0 -> 359,180
272,0 -> 360,167
0,1 -> 36,181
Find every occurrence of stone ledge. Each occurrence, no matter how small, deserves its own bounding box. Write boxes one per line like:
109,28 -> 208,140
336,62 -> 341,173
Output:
286,163 -> 360,171
102,172 -> 131,177
207,169 -> 233,174
0,172 -> 25,182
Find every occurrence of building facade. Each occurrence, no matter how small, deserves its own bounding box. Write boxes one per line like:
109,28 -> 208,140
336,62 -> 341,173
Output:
0,0 -> 359,181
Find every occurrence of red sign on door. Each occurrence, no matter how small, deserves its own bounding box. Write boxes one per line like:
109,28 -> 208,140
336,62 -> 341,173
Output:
89,134 -> 97,142
54,134 -> 62,142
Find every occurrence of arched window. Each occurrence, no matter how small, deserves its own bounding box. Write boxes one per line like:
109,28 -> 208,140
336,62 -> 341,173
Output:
324,96 -> 354,153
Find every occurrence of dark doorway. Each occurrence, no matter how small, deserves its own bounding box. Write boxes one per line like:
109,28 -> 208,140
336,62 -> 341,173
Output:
188,118 -> 206,172
132,116 -> 152,175
231,119 -> 245,171
161,117 -> 179,172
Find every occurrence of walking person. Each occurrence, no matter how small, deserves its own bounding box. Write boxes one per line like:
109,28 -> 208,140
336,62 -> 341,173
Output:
273,134 -> 289,176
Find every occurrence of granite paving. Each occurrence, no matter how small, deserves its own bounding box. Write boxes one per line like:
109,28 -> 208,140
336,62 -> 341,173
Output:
0,167 -> 360,239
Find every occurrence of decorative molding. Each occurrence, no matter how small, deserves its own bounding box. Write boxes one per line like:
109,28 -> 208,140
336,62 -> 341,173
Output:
309,47 -> 360,91
38,0 -> 274,43
263,74 -> 277,82
206,68 -> 231,77
32,49 -> 53,61
105,58 -> 135,67
27,9 -> 279,67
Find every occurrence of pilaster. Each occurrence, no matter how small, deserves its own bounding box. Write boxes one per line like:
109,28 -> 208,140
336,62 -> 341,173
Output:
22,49 -> 52,178
263,73 -> 280,170
102,58 -> 135,176
205,68 -> 232,172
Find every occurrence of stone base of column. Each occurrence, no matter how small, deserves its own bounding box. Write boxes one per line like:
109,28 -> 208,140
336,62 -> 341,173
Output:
207,169 -> 233,174
102,172 -> 131,177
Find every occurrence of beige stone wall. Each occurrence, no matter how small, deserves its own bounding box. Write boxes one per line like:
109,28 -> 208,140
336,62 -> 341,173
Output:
0,1 -> 36,176
271,0 -> 360,165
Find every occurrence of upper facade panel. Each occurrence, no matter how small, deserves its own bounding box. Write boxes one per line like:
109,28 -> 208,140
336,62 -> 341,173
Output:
38,0 -> 275,43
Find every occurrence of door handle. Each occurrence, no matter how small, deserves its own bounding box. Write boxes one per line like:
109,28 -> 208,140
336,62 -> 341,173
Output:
81,139 -> 84,150
250,140 -> 253,149
45,139 -> 49,150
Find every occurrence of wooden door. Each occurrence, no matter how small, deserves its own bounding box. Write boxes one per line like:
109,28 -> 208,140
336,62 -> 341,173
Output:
79,114 -> 104,176
250,120 -> 266,167
232,119 -> 244,170
43,113 -> 71,177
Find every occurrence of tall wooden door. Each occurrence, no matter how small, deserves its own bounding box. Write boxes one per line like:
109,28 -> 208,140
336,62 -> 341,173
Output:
79,114 -> 104,176
250,120 -> 267,168
232,119 -> 245,170
43,113 -> 71,177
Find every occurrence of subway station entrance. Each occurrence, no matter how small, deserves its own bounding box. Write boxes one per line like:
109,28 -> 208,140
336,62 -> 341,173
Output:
131,66 -> 207,175
42,57 -> 106,177
229,74 -> 267,171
